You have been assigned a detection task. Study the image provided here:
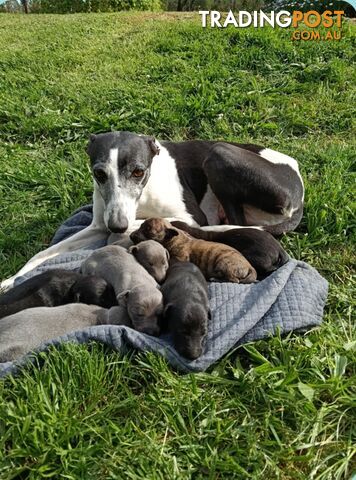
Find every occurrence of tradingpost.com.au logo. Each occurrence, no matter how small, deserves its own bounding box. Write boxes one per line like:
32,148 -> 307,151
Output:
199,9 -> 346,40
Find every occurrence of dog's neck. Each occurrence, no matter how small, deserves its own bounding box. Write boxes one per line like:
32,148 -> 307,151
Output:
136,142 -> 194,224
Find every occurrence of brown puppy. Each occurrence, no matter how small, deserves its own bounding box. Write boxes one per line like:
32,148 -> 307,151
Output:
130,218 -> 257,284
171,221 -> 289,279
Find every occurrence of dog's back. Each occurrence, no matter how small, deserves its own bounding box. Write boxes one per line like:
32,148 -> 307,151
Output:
162,262 -> 208,303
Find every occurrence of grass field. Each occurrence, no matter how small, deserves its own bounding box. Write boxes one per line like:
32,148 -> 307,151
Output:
0,12 -> 355,479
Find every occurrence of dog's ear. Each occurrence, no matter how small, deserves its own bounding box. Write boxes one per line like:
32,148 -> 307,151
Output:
86,134 -> 96,155
164,228 -> 179,241
128,245 -> 138,257
117,290 -> 130,306
165,248 -> 170,262
146,137 -> 160,157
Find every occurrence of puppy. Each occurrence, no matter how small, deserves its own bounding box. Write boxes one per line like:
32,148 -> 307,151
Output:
161,262 -> 210,360
81,245 -> 163,336
130,218 -> 257,284
0,270 -> 116,320
128,240 -> 169,283
0,303 -> 131,362
171,221 -> 289,279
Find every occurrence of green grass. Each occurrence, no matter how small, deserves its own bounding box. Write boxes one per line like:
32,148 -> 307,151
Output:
0,12 -> 355,479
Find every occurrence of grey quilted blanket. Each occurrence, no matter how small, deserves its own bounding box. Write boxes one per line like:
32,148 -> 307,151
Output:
0,206 -> 328,377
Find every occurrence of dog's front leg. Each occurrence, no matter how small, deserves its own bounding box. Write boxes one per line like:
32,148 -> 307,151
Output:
1,224 -> 108,292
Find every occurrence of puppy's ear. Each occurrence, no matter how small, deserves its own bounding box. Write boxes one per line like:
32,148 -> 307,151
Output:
165,249 -> 170,262
165,228 -> 179,241
117,290 -> 130,307
147,137 -> 160,156
128,246 -> 138,257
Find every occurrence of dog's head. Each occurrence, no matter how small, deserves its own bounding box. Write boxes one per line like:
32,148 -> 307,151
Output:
86,131 -> 160,233
165,303 -> 209,360
117,285 -> 163,337
129,240 -> 170,284
130,218 -> 178,244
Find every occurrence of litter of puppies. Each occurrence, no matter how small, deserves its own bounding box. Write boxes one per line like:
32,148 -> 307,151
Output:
0,217 -> 289,361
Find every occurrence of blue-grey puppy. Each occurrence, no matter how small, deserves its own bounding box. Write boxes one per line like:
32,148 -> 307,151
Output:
81,245 -> 163,336
0,303 -> 131,362
0,270 -> 116,320
128,240 -> 169,283
161,261 -> 210,360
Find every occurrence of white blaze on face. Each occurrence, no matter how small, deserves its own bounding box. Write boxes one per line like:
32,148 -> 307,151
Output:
102,148 -> 137,229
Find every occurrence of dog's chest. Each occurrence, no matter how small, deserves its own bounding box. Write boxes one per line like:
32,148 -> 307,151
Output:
136,145 -> 193,222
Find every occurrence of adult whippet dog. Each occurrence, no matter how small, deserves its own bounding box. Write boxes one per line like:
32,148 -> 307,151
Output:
1,131 -> 304,291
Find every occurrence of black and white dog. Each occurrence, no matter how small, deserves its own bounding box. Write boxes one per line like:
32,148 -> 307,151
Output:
1,131 -> 304,290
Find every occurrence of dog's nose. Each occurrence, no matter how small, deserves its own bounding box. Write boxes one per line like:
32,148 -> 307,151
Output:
108,218 -> 128,233
109,225 -> 128,234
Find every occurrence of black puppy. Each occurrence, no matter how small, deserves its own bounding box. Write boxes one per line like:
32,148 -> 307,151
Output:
161,262 -> 210,360
171,221 -> 289,279
0,269 -> 116,319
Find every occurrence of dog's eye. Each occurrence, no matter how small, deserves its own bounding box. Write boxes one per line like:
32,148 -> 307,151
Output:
132,168 -> 144,178
94,168 -> 107,183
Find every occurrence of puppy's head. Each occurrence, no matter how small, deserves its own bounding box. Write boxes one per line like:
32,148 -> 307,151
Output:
165,303 -> 209,360
129,240 -> 170,283
117,285 -> 163,337
130,218 -> 178,245
70,276 -> 117,308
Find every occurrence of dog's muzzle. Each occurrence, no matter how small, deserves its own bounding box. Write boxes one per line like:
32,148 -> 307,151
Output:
107,213 -> 129,234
